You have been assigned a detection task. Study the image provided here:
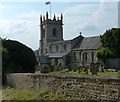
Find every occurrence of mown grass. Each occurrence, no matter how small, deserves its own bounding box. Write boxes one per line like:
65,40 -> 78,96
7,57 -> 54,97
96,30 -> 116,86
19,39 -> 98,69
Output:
48,70 -> 79,76
97,71 -> 120,77
47,70 -> 120,77
2,87 -> 80,100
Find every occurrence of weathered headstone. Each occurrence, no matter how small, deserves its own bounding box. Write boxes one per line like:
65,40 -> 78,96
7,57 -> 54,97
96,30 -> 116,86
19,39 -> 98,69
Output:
90,63 -> 99,75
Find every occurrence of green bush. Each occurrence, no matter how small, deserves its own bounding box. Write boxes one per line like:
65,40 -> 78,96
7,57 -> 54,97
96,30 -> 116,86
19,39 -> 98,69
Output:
79,67 -> 88,74
80,71 -> 88,74
96,48 -> 113,63
41,64 -> 50,73
72,64 -> 77,72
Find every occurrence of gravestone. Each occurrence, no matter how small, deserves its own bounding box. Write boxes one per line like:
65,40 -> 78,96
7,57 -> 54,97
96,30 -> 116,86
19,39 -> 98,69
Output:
90,63 -> 99,75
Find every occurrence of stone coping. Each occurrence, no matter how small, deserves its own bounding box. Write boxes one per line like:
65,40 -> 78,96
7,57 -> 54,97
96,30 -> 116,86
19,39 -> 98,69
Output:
6,73 -> 120,82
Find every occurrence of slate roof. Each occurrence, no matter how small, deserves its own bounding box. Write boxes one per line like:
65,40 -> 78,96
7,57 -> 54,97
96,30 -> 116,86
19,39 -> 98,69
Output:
45,52 -> 69,58
38,55 -> 50,64
73,36 -> 101,50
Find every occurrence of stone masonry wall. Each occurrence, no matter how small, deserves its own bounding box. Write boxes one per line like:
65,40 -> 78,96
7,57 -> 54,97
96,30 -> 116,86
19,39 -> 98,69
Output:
6,73 -> 120,101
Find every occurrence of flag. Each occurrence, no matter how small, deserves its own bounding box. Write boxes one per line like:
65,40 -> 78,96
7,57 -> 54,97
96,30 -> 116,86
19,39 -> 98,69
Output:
45,1 -> 50,5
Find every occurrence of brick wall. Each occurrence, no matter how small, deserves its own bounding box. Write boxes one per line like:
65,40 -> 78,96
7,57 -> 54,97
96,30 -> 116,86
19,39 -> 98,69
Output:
6,73 -> 120,101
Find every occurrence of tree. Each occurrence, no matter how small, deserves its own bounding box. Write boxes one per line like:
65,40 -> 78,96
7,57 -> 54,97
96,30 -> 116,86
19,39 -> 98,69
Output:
2,39 -> 36,73
100,28 -> 120,57
96,48 -> 113,63
96,28 -> 120,63
2,48 -> 12,84
2,48 -> 9,68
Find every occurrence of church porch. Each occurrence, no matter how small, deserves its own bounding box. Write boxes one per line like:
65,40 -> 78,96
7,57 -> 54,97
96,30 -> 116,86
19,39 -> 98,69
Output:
45,52 -> 70,66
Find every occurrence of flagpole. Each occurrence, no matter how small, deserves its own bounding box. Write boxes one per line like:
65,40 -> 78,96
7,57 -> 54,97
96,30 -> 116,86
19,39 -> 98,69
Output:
45,1 -> 51,19
50,0 -> 51,19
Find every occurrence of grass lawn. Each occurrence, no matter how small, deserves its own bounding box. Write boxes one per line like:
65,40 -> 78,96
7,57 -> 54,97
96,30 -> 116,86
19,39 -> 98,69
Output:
47,70 -> 120,77
2,87 -> 80,100
97,71 -> 120,77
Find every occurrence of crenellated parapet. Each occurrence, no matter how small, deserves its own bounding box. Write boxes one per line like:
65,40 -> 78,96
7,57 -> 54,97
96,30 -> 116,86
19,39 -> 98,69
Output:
40,12 -> 63,25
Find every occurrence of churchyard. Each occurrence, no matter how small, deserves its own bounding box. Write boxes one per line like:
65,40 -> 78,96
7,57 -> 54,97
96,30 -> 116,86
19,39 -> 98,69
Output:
35,63 -> 120,77
2,67 -> 119,101
2,22 -> 120,101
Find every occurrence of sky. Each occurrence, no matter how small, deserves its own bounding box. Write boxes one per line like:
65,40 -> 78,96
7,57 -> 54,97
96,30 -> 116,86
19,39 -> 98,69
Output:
0,0 -> 119,50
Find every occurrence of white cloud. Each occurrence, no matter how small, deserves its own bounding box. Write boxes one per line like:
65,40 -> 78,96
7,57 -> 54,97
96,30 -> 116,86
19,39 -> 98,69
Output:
19,10 -> 40,19
0,4 -> 8,19
0,5 -> 6,9
0,18 -> 39,50
64,3 -> 98,16
63,2 -> 118,40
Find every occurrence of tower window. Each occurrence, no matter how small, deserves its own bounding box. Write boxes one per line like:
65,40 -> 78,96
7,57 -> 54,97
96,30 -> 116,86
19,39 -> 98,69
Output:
43,25 -> 45,29
43,25 -> 45,38
43,29 -> 45,38
53,28 -> 57,36
49,45 -> 52,52
56,46 -> 58,52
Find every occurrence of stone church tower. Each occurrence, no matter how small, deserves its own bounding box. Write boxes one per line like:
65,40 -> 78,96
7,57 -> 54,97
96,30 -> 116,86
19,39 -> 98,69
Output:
40,12 -> 63,55
38,12 -> 101,67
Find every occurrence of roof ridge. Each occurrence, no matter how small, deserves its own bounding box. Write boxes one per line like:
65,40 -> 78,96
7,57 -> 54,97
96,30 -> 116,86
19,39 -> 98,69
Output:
84,36 -> 100,38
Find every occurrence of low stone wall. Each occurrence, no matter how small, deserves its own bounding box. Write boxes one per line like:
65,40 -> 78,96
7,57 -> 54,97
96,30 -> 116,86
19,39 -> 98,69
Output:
6,73 -> 120,101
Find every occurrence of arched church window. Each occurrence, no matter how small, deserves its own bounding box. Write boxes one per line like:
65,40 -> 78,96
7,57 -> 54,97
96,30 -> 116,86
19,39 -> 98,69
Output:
53,28 -> 57,36
74,52 -> 76,61
82,53 -> 84,62
55,59 -> 58,65
85,52 -> 87,62
91,52 -> 94,62
82,52 -> 87,62
79,52 -> 81,61
64,44 -> 66,50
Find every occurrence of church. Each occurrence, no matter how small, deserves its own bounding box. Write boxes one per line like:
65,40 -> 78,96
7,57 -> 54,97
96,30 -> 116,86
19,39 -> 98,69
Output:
39,12 -> 101,67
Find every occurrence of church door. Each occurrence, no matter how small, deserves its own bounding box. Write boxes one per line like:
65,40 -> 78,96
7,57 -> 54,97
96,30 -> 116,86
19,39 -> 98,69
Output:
66,56 -> 71,66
